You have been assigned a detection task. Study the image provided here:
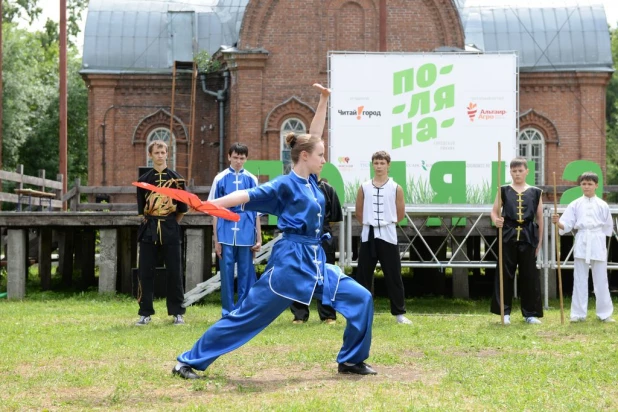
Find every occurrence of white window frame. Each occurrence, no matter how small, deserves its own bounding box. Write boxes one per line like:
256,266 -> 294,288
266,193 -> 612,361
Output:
517,128 -> 545,185
146,127 -> 176,169
280,118 -> 307,174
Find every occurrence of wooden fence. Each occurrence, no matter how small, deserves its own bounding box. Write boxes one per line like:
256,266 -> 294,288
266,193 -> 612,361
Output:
0,165 -> 63,210
63,178 -> 211,211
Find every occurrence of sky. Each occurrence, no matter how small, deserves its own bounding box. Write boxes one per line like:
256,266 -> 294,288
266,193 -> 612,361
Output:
21,0 -> 618,49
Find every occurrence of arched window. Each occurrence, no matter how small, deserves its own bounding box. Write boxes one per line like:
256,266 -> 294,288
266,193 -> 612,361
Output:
146,127 -> 176,169
517,128 -> 545,185
280,118 -> 306,174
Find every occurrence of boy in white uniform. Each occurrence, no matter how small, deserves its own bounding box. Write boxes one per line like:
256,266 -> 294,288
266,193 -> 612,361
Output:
552,172 -> 614,323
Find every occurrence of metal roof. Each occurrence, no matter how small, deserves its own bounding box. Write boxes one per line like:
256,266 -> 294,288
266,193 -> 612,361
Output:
81,0 -> 613,74
460,0 -> 613,72
81,0 -> 249,74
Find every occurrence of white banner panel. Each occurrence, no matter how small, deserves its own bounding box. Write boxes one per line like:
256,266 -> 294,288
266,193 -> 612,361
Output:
329,52 -> 517,204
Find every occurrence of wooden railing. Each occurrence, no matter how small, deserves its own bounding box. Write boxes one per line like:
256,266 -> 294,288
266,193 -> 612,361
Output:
0,165 -> 63,210
62,178 -> 211,212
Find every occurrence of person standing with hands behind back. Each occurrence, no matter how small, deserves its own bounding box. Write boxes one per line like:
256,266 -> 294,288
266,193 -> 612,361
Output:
355,151 -> 412,325
135,140 -> 188,326
552,172 -> 614,323
208,143 -> 261,317
491,157 -> 543,325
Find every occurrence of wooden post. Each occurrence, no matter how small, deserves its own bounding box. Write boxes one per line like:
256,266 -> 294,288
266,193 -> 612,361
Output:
38,228 -> 53,290
553,172 -> 565,324
57,228 -> 74,287
80,229 -> 96,288
98,228 -> 118,294
7,229 -> 27,299
117,227 -> 134,294
185,228 -> 205,291
452,236 -> 469,298
70,178 -> 80,212
497,143 -> 504,325
56,174 -> 63,209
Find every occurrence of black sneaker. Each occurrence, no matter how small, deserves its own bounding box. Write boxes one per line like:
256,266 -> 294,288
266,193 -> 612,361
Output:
135,315 -> 151,326
338,362 -> 377,375
173,315 -> 185,325
172,365 -> 200,380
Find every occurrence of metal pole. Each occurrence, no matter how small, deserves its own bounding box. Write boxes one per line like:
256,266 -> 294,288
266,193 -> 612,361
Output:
59,0 -> 68,209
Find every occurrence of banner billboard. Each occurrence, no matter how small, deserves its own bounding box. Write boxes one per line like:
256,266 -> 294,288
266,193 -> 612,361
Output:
329,52 -> 518,204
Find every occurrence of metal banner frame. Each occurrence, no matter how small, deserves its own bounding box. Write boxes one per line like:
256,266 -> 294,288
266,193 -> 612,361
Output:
340,205 -> 618,309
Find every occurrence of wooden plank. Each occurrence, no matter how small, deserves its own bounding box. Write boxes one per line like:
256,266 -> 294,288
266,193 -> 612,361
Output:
79,186 -> 139,194
78,185 -> 212,195
0,170 -> 63,190
15,189 -> 56,198
0,212 -> 214,227
78,203 -> 137,211
61,186 -> 77,202
0,192 -> 62,208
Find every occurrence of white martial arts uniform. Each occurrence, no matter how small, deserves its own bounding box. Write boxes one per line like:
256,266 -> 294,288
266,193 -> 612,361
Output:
559,195 -> 614,320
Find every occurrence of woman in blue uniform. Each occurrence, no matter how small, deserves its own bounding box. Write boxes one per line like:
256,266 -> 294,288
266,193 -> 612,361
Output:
172,84 -> 376,379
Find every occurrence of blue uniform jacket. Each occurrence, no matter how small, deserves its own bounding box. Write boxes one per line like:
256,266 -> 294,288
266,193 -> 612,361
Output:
209,167 -> 258,246
244,172 -> 343,305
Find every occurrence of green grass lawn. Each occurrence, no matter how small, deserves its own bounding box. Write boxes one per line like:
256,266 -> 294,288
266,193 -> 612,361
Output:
1,292 -> 618,411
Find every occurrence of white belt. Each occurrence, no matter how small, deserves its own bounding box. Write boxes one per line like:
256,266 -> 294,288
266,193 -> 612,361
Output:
581,227 -> 603,264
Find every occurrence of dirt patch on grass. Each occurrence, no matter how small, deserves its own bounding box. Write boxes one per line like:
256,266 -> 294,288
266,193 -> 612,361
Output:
448,349 -> 501,358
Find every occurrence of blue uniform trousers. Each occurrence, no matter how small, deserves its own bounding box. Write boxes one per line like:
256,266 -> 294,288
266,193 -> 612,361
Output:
177,272 -> 374,371
220,244 -> 256,317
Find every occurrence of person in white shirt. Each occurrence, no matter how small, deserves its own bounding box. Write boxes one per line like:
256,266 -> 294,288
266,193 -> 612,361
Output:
552,172 -> 615,323
355,151 -> 412,325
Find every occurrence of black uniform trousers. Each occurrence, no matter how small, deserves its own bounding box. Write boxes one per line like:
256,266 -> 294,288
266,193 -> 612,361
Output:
290,237 -> 337,321
355,228 -> 406,316
138,241 -> 186,317
491,240 -> 543,318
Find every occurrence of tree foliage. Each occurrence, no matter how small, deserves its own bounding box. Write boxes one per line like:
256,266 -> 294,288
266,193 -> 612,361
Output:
3,0 -> 87,42
2,0 -> 89,185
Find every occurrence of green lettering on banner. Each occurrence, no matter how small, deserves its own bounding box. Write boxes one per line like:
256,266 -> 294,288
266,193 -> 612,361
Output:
429,161 -> 466,226
416,63 -> 437,88
320,162 -> 345,205
408,90 -> 431,118
392,123 -> 412,149
370,161 -> 407,225
393,68 -> 414,95
244,160 -> 348,225
560,160 -> 603,204
490,160 -> 536,201
433,84 -> 455,112
416,117 -> 437,142
391,62 -> 456,151
244,160 -> 283,225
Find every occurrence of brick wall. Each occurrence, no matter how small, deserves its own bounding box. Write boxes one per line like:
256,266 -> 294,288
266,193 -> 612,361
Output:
82,0 -> 610,193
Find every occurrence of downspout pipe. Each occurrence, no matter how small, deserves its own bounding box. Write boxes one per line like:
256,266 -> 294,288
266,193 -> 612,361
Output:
201,71 -> 229,172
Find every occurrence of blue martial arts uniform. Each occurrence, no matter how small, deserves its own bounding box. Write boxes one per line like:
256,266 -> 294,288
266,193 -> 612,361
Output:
209,167 -> 258,316
178,172 -> 374,371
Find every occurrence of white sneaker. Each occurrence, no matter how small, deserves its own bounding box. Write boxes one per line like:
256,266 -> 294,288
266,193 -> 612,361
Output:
570,316 -> 586,323
525,317 -> 542,324
395,315 -> 412,325
601,317 -> 616,323
135,315 -> 151,326
503,315 -> 511,325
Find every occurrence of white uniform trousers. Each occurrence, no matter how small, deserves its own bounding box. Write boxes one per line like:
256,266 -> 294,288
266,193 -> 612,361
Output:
571,258 -> 613,320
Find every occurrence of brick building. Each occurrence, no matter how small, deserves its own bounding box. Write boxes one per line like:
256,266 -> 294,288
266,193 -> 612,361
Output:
81,0 -> 614,192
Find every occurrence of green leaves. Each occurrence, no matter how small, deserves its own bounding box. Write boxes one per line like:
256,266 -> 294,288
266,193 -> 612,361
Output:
2,5 -> 88,184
